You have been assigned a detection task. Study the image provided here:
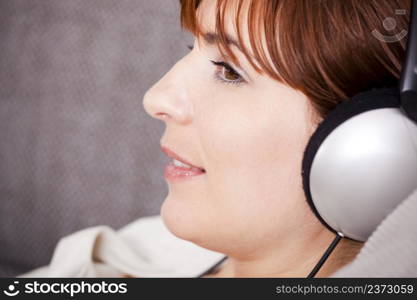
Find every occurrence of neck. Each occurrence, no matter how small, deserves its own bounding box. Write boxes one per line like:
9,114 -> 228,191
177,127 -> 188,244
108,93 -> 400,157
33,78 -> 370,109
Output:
214,228 -> 364,278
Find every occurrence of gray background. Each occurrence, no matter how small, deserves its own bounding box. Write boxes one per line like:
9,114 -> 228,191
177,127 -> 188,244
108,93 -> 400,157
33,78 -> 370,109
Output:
0,0 -> 192,277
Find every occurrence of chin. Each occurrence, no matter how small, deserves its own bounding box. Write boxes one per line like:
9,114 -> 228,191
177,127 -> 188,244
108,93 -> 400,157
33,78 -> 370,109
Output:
160,196 -> 202,243
160,194 -> 229,254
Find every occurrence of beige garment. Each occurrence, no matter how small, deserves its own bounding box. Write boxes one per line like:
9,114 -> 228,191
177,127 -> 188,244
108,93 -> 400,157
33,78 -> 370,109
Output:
19,187 -> 417,277
18,215 -> 225,278
331,187 -> 417,277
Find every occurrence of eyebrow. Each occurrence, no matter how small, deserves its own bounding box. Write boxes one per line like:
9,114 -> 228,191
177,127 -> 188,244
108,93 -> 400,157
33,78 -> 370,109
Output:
201,31 -> 243,53
200,31 -> 260,74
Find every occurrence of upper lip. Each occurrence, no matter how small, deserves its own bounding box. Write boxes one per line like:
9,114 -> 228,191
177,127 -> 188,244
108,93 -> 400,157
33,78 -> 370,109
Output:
161,145 -> 205,171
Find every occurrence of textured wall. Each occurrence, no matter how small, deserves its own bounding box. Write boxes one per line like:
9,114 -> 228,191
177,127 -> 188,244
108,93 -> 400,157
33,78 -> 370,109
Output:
0,0 -> 192,277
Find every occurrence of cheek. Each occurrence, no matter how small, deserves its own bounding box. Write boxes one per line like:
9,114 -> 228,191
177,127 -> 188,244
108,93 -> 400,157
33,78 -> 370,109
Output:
199,95 -> 312,229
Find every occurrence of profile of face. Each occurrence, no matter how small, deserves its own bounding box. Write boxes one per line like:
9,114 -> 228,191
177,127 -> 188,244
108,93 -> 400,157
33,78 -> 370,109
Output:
143,0 -> 322,258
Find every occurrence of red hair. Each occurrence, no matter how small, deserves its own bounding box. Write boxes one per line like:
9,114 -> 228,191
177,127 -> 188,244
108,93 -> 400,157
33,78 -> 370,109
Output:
180,0 -> 410,119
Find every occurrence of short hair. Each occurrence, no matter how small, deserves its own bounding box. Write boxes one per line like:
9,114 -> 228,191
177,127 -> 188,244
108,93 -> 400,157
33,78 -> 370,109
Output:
180,0 -> 410,120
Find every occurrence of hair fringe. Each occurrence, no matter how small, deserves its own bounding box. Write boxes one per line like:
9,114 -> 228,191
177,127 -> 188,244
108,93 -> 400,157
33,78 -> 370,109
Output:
179,0 -> 410,119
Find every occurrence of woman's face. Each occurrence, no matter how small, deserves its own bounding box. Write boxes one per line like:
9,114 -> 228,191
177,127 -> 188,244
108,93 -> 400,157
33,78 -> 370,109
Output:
143,0 -> 320,257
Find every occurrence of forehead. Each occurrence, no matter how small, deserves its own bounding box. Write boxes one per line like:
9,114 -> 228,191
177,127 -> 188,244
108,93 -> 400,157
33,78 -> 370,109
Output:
196,0 -> 252,49
195,0 -> 273,73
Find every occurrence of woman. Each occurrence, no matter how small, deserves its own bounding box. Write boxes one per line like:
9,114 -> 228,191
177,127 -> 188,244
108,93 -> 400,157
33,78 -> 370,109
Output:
143,0 -> 409,277
21,0 -> 410,278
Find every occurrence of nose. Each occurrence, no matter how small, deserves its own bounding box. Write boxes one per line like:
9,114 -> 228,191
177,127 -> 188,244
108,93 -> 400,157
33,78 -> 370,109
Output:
143,59 -> 193,124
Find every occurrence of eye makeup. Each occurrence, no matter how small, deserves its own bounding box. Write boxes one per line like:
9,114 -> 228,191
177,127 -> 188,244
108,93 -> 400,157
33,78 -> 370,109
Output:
187,44 -> 245,86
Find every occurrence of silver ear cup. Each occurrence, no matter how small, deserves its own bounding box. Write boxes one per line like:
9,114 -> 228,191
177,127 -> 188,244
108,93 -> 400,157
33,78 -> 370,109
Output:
309,107 -> 417,241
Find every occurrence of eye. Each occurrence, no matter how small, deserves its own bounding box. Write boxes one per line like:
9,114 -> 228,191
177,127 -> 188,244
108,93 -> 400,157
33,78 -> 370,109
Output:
210,60 -> 245,86
186,43 -> 245,86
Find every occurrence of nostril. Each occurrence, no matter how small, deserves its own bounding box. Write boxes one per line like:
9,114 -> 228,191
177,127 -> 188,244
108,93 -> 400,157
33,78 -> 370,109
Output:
156,113 -> 168,120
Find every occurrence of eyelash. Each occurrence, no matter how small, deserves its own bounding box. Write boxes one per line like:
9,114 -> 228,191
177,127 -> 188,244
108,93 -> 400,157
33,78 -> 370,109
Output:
210,60 -> 245,86
187,44 -> 245,87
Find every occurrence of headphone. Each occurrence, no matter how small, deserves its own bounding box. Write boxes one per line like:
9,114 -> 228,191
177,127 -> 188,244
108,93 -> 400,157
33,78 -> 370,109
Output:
302,0 -> 417,277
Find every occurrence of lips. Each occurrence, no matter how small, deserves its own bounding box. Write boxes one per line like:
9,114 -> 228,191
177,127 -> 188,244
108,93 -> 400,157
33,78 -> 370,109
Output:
160,145 -> 205,172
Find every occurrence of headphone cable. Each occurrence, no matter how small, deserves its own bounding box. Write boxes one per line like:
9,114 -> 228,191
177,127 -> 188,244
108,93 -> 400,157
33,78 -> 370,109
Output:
306,232 -> 344,278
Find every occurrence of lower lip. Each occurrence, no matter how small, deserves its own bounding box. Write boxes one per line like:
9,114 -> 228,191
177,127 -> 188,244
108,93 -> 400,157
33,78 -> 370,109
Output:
164,162 -> 206,182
